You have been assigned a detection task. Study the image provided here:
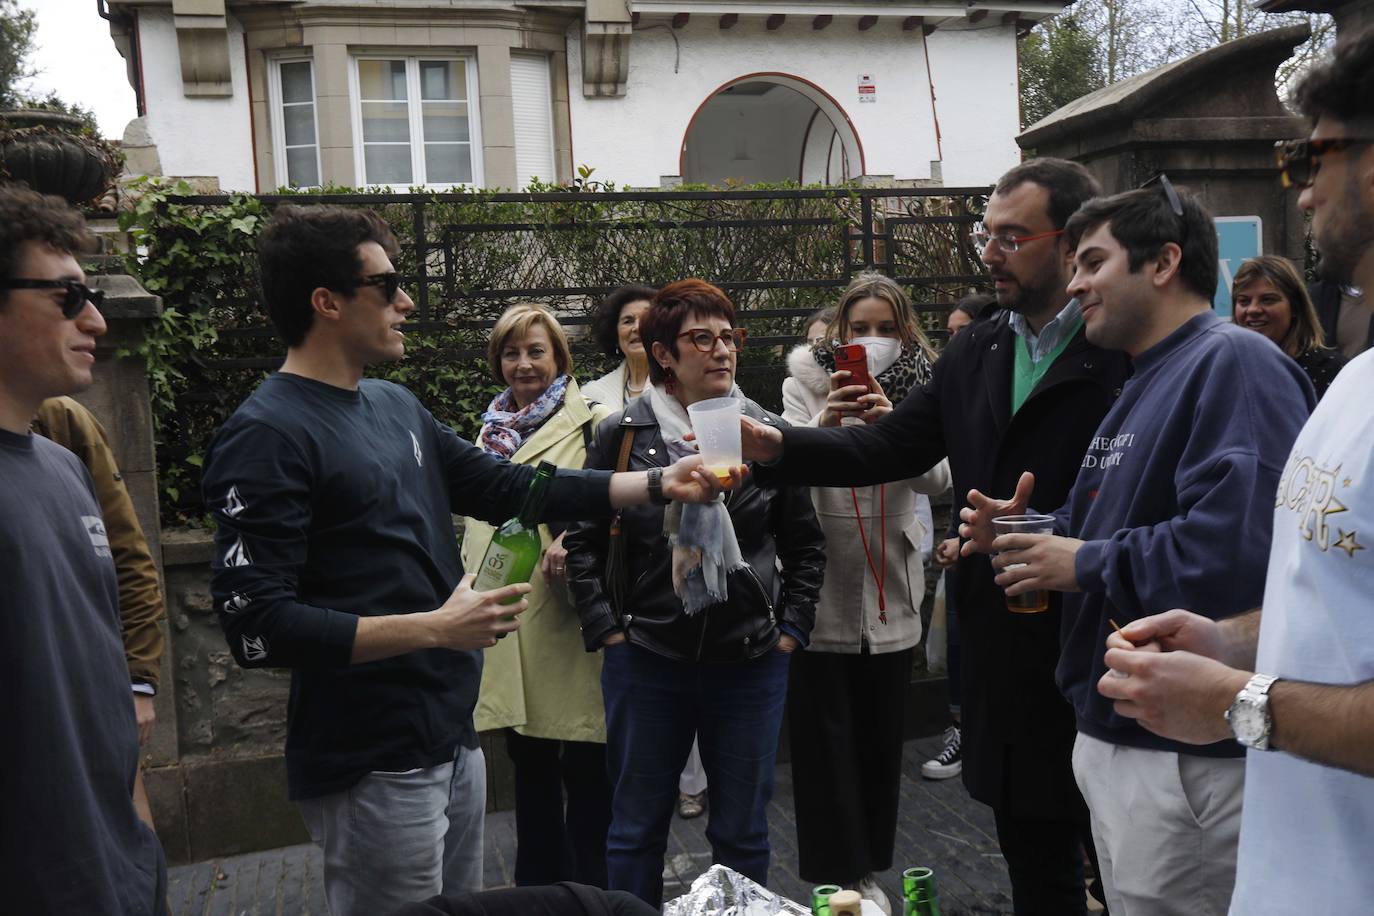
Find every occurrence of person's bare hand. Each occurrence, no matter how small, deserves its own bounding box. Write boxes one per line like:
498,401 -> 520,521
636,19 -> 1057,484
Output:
133,693 -> 156,746
991,533 -> 1083,594
936,537 -> 961,568
820,370 -> 870,426
1097,646 -> 1249,745
739,416 -> 783,463
959,471 -> 1035,555
1110,609 -> 1235,664
429,573 -> 529,649
777,634 -> 801,653
541,530 -> 569,582
602,631 -> 627,648
857,375 -> 892,424
662,454 -> 745,502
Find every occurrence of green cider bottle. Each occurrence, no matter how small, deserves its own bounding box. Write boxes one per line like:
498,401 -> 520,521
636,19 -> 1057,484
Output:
473,461 -> 556,606
902,866 -> 941,916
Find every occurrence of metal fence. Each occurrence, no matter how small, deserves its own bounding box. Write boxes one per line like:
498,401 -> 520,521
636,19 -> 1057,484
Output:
145,186 -> 992,517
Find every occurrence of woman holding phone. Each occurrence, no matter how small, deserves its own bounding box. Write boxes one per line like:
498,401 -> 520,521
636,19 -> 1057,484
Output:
565,279 -> 825,906
781,271 -> 951,915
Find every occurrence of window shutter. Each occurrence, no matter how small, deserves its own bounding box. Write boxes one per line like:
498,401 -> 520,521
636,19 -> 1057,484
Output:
510,54 -> 555,189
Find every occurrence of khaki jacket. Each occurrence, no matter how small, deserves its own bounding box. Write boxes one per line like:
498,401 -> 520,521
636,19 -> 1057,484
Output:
32,397 -> 165,689
782,346 -> 950,654
465,380 -> 615,742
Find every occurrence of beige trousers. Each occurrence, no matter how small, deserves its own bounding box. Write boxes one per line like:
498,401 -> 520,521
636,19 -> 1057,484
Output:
1073,732 -> 1245,916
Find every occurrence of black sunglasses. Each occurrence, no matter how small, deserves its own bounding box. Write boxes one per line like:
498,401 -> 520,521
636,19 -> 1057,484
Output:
354,271 -> 402,303
0,278 -> 105,319
1140,172 -> 1184,218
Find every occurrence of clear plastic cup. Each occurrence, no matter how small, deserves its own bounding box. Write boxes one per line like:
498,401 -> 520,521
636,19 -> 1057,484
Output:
992,514 -> 1057,614
686,397 -> 742,483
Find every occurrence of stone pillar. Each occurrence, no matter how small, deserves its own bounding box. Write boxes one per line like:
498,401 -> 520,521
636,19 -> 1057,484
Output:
1017,24 -> 1312,262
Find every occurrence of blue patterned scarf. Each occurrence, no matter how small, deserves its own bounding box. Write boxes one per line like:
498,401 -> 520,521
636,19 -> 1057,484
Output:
479,374 -> 571,458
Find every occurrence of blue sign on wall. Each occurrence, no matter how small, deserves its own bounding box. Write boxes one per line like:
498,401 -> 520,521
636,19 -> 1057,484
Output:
1214,216 -> 1264,318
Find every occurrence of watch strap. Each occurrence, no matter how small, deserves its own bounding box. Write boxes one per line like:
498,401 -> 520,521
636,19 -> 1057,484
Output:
646,466 -> 670,505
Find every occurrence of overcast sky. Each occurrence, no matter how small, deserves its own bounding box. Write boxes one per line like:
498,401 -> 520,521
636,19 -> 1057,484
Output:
21,0 -> 138,139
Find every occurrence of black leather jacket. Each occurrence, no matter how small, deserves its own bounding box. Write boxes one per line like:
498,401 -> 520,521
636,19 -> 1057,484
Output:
564,395 -> 825,663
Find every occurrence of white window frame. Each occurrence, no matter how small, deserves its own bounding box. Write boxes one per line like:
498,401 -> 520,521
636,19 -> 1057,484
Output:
348,53 -> 484,190
266,56 -> 324,190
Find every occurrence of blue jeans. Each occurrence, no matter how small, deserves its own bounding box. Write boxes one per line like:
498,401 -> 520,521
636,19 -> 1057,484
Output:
601,642 -> 791,905
298,744 -> 486,916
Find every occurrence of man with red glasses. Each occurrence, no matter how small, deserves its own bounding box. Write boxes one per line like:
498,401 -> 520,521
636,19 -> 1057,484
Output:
1096,26 -> 1374,915
0,183 -> 168,913
201,205 -> 736,915
742,159 -> 1129,914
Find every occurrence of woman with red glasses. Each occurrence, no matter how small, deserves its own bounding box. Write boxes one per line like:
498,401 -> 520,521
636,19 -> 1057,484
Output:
564,279 -> 824,907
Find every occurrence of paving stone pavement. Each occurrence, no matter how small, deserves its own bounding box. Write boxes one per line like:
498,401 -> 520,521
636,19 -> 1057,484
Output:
168,734 -> 1021,915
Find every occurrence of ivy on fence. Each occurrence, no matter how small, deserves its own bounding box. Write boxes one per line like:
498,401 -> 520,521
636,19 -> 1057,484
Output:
116,174 -> 986,525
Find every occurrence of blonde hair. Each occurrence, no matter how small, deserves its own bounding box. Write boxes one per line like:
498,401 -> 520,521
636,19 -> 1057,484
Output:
487,303 -> 574,384
1231,256 -> 1325,359
828,271 -> 936,363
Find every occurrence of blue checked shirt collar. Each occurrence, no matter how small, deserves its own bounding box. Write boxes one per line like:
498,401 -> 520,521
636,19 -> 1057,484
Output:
1008,298 -> 1084,364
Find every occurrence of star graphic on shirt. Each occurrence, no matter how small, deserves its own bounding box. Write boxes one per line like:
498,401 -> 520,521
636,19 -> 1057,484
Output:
1333,529 -> 1365,558
1344,477 -> 1352,488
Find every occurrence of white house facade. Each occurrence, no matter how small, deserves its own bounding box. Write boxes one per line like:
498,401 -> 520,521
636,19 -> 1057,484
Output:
104,0 -> 1067,193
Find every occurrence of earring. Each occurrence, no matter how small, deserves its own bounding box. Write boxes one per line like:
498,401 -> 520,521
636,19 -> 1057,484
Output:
664,366 -> 676,396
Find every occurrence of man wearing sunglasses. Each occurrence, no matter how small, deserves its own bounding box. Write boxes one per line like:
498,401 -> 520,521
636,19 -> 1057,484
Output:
200,205 -> 739,916
1094,26 -> 1374,915
741,158 -> 1129,914
0,184 -> 168,913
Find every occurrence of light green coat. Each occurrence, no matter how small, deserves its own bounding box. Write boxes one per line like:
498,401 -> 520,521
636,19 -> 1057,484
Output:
465,379 -> 615,743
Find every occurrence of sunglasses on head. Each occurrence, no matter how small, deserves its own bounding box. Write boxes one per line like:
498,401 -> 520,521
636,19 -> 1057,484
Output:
354,271 -> 402,303
0,278 -> 105,319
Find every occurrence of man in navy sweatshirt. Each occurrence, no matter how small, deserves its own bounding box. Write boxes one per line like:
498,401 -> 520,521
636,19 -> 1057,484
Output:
1098,28 -> 1374,916
961,185 -> 1314,914
202,205 -> 736,916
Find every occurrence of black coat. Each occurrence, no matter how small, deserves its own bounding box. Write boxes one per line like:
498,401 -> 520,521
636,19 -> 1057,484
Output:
565,395 -> 825,663
774,310 -> 1131,819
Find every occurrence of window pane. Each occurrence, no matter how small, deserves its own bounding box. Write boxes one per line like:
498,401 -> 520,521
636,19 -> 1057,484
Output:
365,145 -> 413,185
424,143 -> 471,185
421,101 -> 468,142
362,101 -> 411,142
358,59 -> 407,100
283,104 -> 315,146
420,60 -> 464,100
280,61 -> 313,104
285,147 -> 319,187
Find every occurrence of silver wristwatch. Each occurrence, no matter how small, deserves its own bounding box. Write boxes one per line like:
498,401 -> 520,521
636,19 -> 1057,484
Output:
1225,673 -> 1280,750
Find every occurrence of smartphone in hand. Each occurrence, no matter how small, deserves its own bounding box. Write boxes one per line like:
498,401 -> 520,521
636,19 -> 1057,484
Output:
833,343 -> 873,393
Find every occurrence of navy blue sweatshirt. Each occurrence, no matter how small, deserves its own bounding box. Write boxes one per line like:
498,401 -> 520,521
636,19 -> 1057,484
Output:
202,374 -> 612,799
1055,312 -> 1314,755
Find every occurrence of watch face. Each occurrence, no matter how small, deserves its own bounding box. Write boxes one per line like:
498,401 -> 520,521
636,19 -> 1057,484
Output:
1230,700 -> 1267,744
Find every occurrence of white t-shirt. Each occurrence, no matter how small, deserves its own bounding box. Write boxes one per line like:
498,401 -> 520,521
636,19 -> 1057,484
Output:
1231,349 -> 1374,915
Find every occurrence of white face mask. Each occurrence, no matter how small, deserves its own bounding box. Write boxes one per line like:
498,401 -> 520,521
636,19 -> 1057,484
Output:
851,336 -> 901,377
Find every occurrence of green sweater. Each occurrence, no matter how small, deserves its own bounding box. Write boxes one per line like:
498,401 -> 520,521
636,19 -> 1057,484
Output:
1012,328 -> 1078,414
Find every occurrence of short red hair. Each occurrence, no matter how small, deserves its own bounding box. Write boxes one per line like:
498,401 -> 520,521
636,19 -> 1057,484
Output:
641,279 -> 737,384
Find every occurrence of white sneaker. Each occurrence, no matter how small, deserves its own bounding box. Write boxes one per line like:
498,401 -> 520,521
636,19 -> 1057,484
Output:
920,725 -> 962,780
856,874 -> 892,916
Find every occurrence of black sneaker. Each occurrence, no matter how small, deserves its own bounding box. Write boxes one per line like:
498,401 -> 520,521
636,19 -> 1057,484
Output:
921,725 -> 962,780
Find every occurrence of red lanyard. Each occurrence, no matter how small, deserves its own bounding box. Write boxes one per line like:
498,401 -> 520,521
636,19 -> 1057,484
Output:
851,485 -> 887,623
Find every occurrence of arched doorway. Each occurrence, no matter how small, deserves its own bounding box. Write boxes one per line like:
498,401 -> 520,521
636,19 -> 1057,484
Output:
680,74 -> 864,186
